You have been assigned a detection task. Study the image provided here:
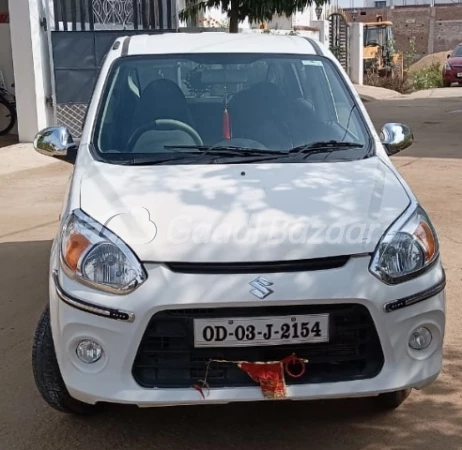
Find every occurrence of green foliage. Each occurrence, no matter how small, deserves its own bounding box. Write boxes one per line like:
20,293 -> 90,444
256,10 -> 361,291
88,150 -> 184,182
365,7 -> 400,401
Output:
179,0 -> 329,33
411,63 -> 443,91
402,39 -> 443,90
364,62 -> 443,94
404,38 -> 417,69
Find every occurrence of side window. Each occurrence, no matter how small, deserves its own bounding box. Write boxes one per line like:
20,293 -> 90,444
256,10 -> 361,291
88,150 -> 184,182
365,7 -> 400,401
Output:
266,63 -> 283,85
96,65 -> 121,150
265,62 -> 300,98
298,60 -> 361,140
298,62 -> 333,120
322,63 -> 361,138
127,68 -> 141,98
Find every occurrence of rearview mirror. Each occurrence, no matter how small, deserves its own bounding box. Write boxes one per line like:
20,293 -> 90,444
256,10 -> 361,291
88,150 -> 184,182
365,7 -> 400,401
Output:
380,123 -> 413,156
34,126 -> 77,158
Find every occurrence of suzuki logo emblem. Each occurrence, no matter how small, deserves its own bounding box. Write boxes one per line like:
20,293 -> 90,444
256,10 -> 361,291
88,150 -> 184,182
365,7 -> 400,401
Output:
249,277 -> 274,299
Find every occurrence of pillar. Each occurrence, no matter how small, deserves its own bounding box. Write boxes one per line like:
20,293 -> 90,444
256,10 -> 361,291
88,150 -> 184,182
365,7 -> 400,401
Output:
8,0 -> 53,142
312,20 -> 329,46
348,22 -> 364,86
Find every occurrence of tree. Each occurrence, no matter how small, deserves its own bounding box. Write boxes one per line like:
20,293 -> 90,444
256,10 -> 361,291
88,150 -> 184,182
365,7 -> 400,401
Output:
179,0 -> 328,34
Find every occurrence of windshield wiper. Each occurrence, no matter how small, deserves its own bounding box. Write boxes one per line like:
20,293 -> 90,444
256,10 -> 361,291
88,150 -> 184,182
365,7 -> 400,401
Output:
164,145 -> 287,157
288,141 -> 364,155
107,141 -> 364,166
116,155 -> 199,166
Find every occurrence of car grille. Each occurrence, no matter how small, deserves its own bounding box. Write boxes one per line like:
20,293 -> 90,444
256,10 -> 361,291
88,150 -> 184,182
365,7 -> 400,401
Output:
132,304 -> 384,389
163,256 -> 350,274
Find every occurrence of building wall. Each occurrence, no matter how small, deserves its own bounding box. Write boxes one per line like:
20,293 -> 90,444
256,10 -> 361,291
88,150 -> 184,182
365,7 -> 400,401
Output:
344,5 -> 462,60
435,20 -> 462,53
389,7 -> 432,58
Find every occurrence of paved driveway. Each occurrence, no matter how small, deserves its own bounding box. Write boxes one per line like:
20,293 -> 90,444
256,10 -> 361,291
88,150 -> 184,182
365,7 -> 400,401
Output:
0,96 -> 461,450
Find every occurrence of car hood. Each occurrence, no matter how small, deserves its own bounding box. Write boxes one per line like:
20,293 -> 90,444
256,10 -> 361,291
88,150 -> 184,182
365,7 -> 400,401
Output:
79,157 -> 410,263
448,56 -> 462,66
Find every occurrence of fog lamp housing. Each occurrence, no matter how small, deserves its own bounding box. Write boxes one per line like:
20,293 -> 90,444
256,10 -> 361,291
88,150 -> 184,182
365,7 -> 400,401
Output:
76,339 -> 103,363
409,327 -> 432,350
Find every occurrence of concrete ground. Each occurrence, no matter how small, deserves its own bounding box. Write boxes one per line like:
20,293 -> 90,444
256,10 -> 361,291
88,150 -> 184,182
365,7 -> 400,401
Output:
1,96 -> 462,449
355,84 -> 462,102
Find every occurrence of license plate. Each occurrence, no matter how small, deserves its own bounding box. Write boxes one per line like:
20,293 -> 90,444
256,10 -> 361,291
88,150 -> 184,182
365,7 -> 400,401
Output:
194,314 -> 329,348
457,73 -> 462,77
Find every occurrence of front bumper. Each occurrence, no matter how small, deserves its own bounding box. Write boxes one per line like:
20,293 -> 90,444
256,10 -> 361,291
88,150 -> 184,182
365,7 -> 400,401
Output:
443,69 -> 462,84
49,256 -> 446,407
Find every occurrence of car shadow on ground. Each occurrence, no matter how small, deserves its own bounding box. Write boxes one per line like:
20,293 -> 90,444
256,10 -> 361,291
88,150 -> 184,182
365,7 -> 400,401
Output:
57,350 -> 462,450
0,239 -> 461,450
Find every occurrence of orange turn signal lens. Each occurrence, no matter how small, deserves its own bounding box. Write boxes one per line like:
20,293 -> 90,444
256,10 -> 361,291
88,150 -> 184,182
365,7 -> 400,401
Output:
64,232 -> 91,271
414,221 -> 436,261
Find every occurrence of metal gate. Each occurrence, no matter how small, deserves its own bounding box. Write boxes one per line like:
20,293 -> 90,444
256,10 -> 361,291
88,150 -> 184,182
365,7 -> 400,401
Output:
328,13 -> 349,73
49,0 -> 177,137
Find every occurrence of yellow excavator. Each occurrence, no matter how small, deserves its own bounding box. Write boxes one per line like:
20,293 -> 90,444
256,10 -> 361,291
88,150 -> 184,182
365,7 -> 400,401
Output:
363,15 -> 403,77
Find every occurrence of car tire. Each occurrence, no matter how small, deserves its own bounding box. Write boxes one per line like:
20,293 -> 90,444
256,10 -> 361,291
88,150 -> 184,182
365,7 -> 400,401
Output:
443,81 -> 451,88
374,389 -> 412,410
32,306 -> 101,415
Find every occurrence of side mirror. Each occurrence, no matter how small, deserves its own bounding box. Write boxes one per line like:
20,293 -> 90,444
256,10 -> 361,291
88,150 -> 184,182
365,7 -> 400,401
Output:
33,126 -> 77,157
380,123 -> 413,156
448,54 -> 451,59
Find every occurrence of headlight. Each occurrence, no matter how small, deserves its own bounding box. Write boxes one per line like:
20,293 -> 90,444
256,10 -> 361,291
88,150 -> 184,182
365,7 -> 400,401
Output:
60,209 -> 147,294
444,61 -> 451,71
369,205 -> 439,284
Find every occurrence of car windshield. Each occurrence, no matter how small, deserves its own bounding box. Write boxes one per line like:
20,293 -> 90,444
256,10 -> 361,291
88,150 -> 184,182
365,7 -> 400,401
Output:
452,46 -> 462,57
92,53 -> 371,165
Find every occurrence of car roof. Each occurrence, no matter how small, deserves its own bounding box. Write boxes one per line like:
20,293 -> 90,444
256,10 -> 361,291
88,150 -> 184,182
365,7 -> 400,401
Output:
121,32 -> 321,57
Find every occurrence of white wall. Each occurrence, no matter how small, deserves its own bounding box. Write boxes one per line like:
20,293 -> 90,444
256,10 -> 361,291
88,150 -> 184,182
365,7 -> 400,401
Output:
9,0 -> 53,142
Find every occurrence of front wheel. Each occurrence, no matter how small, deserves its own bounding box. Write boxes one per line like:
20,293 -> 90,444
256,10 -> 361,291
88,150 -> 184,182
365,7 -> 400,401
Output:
32,306 -> 101,415
443,81 -> 452,88
373,389 -> 412,410
0,98 -> 16,136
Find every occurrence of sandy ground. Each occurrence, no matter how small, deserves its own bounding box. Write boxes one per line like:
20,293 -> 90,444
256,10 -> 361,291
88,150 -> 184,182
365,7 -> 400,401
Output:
0,97 -> 461,449
409,51 -> 451,72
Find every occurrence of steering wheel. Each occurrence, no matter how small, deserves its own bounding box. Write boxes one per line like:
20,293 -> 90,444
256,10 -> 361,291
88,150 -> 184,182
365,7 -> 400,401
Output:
127,119 -> 203,152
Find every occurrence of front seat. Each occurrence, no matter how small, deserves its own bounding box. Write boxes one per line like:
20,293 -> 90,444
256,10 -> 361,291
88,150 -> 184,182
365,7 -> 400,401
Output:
228,82 -> 292,149
131,78 -> 195,130
129,78 -> 197,152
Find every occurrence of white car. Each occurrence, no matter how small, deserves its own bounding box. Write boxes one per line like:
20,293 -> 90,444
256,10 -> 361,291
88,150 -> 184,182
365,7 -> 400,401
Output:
32,32 -> 446,415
